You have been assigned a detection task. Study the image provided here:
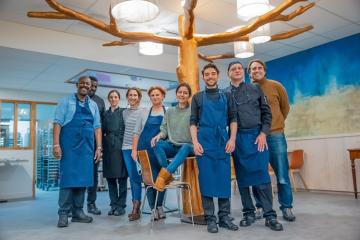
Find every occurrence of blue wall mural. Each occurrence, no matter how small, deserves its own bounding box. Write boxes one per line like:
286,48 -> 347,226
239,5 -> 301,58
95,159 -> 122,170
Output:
265,33 -> 360,137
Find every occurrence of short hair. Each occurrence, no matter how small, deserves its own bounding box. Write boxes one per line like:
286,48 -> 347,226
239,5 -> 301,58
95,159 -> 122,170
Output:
107,89 -> 120,100
176,83 -> 192,97
89,76 -> 98,82
148,86 -> 166,97
247,59 -> 267,74
201,63 -> 220,76
227,61 -> 244,72
78,75 -> 90,83
126,87 -> 142,99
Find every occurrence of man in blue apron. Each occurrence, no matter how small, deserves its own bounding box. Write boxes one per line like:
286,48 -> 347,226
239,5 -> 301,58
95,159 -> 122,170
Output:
225,61 -> 283,231
190,63 -> 238,233
53,76 -> 102,228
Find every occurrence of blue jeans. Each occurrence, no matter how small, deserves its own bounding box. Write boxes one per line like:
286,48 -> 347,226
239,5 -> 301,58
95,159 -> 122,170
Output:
153,140 -> 194,174
123,150 -> 142,201
58,187 -> 85,216
266,132 -> 293,210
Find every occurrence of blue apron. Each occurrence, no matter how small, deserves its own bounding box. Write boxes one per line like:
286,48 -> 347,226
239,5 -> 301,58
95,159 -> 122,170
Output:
196,91 -> 231,198
59,96 -> 94,188
232,127 -> 270,187
138,107 -> 164,179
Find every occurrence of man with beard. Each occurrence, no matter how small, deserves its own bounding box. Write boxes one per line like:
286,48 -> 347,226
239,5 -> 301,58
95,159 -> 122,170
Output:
53,76 -> 102,227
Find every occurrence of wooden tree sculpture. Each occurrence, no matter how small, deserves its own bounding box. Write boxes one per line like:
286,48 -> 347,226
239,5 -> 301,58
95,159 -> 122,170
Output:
28,0 -> 314,219
28,0 -> 315,94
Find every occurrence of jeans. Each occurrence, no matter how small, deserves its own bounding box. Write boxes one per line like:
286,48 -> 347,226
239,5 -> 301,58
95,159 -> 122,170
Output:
107,177 -> 127,209
153,140 -> 194,174
261,132 -> 293,210
86,162 -> 99,205
58,187 -> 86,216
239,183 -> 276,219
123,150 -> 142,201
146,188 -> 165,209
201,195 -> 231,222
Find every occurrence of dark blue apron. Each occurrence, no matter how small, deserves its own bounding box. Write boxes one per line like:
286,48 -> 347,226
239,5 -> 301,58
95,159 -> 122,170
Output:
59,96 -> 94,188
196,91 -> 231,198
232,127 -> 270,187
138,107 -> 164,179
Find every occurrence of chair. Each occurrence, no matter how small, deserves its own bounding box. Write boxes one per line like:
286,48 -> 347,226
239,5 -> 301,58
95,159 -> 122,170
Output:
230,157 -> 237,193
137,150 -> 194,229
289,149 -> 308,192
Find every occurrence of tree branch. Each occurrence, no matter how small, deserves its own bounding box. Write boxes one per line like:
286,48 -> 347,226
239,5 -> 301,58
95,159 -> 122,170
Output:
273,2 -> 315,21
196,0 -> 313,46
183,0 -> 198,39
27,0 -> 181,46
197,53 -> 213,62
102,41 -> 134,47
271,25 -> 313,41
27,12 -> 74,19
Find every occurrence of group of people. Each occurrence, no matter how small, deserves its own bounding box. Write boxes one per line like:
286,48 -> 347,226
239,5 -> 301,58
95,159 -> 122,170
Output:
53,59 -> 296,234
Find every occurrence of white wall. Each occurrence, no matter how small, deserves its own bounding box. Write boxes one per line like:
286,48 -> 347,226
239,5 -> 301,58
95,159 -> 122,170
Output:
0,88 -> 65,103
287,134 -> 360,192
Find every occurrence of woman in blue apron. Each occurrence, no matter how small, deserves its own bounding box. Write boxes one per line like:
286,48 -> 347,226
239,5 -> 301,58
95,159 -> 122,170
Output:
53,77 -> 101,228
190,63 -> 238,233
132,86 -> 166,220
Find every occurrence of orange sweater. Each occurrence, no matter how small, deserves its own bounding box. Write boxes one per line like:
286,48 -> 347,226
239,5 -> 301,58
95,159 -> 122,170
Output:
256,79 -> 290,134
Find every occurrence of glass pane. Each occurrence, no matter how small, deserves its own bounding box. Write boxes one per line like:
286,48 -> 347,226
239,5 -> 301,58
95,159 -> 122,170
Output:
0,102 -> 15,147
35,104 -> 59,190
17,103 -> 31,148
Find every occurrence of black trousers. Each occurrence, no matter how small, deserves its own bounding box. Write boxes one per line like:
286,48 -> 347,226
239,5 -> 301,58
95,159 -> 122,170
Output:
239,183 -> 277,219
87,162 -> 99,205
107,177 -> 127,209
201,195 -> 231,222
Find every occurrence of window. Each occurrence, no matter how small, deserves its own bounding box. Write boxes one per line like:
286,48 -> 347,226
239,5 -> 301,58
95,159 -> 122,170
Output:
17,103 -> 31,148
0,102 -> 15,147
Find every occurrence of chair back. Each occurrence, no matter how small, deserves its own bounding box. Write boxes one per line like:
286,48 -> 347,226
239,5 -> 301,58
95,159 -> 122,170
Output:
289,149 -> 304,170
137,150 -> 155,186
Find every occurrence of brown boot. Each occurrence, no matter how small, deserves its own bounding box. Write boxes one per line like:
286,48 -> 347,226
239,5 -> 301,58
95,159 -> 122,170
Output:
128,200 -> 141,221
154,168 -> 173,192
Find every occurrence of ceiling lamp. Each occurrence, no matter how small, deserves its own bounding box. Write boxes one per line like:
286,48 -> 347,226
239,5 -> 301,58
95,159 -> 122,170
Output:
237,0 -> 272,21
139,42 -> 163,55
234,41 -> 254,58
249,24 -> 271,44
111,0 -> 159,23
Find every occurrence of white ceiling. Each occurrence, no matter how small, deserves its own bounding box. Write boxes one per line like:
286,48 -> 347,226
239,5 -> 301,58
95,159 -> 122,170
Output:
0,0 -> 359,96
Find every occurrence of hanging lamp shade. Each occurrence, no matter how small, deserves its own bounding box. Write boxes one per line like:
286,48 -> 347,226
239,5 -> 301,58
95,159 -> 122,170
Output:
237,0 -> 272,21
139,42 -> 163,55
249,24 -> 271,44
234,41 -> 254,58
111,0 -> 159,23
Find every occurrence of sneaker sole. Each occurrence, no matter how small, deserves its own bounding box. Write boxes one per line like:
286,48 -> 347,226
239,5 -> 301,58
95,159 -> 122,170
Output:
71,218 -> 93,223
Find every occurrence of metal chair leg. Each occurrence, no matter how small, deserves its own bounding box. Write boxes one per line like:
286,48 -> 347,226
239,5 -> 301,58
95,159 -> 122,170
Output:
176,188 -> 181,217
290,170 -> 297,192
151,189 -> 159,230
187,185 -> 194,227
140,186 -> 149,224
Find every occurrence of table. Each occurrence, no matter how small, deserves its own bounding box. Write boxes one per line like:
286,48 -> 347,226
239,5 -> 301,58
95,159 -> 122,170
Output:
347,148 -> 360,199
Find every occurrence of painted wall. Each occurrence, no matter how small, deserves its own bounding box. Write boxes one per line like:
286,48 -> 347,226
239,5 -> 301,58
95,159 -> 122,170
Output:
265,33 -> 360,138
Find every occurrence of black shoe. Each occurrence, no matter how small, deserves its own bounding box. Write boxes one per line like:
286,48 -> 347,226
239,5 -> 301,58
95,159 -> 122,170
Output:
265,218 -> 283,231
207,220 -> 218,233
108,207 -> 116,216
72,211 -> 93,223
239,215 -> 255,227
87,204 -> 101,215
113,208 -> 126,216
219,218 -> 239,231
57,215 -> 68,228
282,208 -> 296,222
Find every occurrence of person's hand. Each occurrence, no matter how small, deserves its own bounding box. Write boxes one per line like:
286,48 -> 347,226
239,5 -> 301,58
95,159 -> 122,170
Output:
53,145 -> 62,160
225,138 -> 235,153
131,150 -> 138,161
255,132 -> 268,152
193,141 -> 204,156
151,135 -> 161,148
94,148 -> 102,162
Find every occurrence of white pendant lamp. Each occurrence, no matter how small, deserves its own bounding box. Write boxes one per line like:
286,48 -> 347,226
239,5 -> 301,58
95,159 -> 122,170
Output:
249,24 -> 271,44
111,0 -> 159,23
139,42 -> 163,55
234,41 -> 254,58
237,0 -> 272,21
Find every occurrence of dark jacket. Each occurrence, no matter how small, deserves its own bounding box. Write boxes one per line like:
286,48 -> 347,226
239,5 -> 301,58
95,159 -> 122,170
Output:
102,107 -> 127,178
224,82 -> 272,134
